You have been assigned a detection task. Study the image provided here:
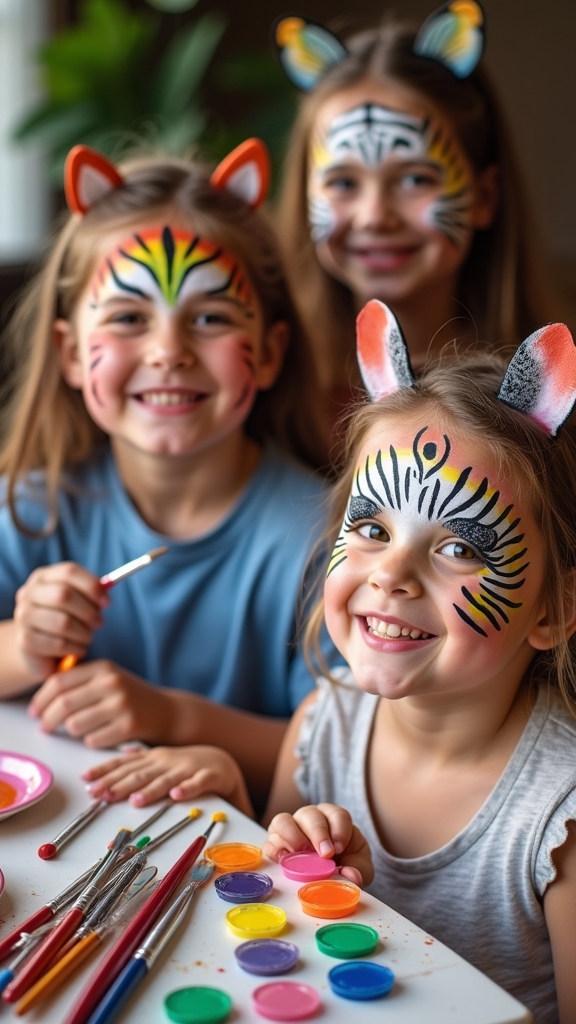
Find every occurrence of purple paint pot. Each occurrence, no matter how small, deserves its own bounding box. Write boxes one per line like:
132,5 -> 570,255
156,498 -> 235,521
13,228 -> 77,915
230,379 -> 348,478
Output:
215,871 -> 273,904
235,939 -> 299,976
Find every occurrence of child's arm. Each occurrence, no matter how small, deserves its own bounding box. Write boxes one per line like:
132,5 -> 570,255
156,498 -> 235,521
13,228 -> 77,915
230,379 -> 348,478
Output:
28,662 -> 288,804
81,745 -> 254,818
261,692 -> 374,886
543,820 -> 576,1023
0,562 -> 108,696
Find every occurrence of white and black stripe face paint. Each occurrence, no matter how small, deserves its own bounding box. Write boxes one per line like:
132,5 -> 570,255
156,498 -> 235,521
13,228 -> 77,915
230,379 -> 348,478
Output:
308,101 -> 473,248
328,425 -> 530,639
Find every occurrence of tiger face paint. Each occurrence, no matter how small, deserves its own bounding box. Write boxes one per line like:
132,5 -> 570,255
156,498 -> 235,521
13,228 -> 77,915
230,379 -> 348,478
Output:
306,80 -> 490,308
324,417 -> 547,702
63,223 -> 274,459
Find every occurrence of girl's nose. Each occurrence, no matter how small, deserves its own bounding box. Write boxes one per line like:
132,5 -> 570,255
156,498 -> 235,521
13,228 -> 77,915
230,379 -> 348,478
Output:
145,322 -> 195,369
353,182 -> 399,232
368,547 -> 423,598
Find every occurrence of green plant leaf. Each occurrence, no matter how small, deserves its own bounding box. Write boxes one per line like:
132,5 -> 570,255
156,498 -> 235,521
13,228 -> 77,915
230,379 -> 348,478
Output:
145,0 -> 199,9
12,100 -> 100,148
152,12 -> 226,117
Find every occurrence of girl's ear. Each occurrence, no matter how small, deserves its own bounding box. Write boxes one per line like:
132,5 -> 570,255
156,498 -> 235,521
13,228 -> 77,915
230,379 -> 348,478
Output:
271,15 -> 347,91
210,139 -> 270,209
497,323 -> 576,437
356,300 -> 415,401
255,320 -> 289,391
64,145 -> 124,215
53,319 -> 84,389
413,1 -> 485,79
469,163 -> 500,230
528,572 -> 576,652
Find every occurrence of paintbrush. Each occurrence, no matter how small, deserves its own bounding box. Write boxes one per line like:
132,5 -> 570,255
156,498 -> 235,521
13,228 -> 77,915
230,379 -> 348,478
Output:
2,828 -> 133,1003
56,547 -> 168,672
138,806 -> 201,853
61,812 -> 226,1024
13,859 -> 156,1016
38,800 -> 107,860
85,860 -> 215,1024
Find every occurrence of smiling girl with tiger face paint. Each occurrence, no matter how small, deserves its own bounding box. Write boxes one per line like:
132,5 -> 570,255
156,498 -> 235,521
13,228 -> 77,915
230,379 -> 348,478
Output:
59,221 -> 284,461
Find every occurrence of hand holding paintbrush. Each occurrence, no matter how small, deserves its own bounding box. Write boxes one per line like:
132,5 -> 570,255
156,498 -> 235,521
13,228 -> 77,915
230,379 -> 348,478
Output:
25,548 -> 169,748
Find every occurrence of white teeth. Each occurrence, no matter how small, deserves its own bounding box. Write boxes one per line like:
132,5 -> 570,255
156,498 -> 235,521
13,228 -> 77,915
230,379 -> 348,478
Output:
365,616 -> 431,641
141,391 -> 195,406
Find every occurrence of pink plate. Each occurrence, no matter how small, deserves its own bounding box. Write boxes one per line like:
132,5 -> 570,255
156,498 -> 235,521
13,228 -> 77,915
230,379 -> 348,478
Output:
0,868 -> 4,899
0,751 -> 53,821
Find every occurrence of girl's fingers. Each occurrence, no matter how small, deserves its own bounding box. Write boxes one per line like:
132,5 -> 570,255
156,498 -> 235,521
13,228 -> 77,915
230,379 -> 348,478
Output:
293,804 -> 345,858
81,752 -> 141,781
314,803 -> 355,856
266,811 -> 314,856
30,664 -> 95,717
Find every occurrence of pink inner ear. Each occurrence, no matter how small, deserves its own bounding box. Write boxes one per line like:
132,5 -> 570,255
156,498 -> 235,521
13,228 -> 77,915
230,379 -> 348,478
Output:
64,145 -> 123,215
210,138 -> 270,209
532,323 -> 576,434
357,300 -> 413,400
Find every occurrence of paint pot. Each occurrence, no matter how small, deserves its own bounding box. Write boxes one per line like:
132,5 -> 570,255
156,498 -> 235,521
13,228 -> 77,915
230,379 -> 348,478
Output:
215,871 -> 273,904
297,879 -> 360,919
316,923 -> 378,959
225,903 -> 287,939
205,843 -> 261,871
279,851 -> 336,883
235,939 -> 299,976
252,981 -> 321,1021
328,961 -> 395,1000
164,985 -> 232,1023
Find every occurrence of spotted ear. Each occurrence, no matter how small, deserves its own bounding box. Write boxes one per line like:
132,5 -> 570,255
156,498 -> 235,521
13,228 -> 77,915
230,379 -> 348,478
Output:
210,139 -> 270,209
413,1 -> 485,79
271,14 -> 347,91
64,145 -> 124,215
357,300 -> 415,401
497,323 -> 576,436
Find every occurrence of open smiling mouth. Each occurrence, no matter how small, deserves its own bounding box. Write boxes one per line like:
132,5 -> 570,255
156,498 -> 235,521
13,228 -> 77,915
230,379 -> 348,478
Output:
134,390 -> 208,407
365,616 -> 435,641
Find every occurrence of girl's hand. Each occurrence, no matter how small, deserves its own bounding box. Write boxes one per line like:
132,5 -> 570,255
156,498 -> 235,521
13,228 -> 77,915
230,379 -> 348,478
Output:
28,660 -> 172,748
14,562 -> 109,681
81,746 -> 253,815
263,803 -> 374,887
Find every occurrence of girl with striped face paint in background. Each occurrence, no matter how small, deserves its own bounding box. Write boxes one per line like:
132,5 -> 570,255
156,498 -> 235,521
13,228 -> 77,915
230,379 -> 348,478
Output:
0,141 -> 335,808
273,2 -> 559,421
263,303 -> 576,1024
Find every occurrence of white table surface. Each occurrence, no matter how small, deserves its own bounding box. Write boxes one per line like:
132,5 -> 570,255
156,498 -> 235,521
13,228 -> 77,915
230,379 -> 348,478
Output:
0,699 -> 532,1024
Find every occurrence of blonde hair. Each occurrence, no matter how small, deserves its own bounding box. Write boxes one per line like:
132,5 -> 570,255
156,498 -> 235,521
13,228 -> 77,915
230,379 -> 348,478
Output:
306,351 -> 576,716
277,20 -> 558,392
1,153 -> 327,534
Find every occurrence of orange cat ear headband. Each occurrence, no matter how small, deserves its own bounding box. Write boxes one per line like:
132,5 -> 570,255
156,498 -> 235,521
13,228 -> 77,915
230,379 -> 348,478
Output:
357,300 -> 576,437
64,139 -> 271,216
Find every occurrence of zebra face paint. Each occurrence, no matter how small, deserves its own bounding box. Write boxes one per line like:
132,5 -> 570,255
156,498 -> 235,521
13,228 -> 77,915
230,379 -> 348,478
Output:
309,100 -> 472,246
68,223 -> 267,457
324,418 -> 546,700
307,82 -> 482,307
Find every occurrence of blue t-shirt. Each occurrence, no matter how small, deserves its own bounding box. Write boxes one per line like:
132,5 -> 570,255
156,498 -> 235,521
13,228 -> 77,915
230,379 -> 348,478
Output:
0,446 -> 334,716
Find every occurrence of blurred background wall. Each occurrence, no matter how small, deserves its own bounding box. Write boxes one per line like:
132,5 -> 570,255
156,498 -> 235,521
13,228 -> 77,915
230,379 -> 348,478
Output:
1,0 -> 574,327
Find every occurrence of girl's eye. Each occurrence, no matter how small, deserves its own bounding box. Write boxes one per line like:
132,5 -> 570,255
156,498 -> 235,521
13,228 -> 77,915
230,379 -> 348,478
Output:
194,312 -> 231,327
400,172 -> 439,189
439,540 -> 480,561
357,522 -> 390,542
108,311 -> 146,326
323,175 -> 358,193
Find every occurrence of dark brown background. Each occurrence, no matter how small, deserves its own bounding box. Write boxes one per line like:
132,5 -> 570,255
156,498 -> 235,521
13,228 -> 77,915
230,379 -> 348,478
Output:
3,0 -> 575,326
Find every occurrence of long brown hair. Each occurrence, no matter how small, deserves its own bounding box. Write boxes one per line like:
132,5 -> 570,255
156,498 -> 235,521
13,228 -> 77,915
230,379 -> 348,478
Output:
306,351 -> 576,716
0,154 -> 327,533
277,20 -> 558,392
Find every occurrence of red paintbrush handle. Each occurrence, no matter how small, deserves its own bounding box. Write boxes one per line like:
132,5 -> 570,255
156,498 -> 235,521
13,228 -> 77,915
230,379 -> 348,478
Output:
63,835 -> 206,1024
3,907 -> 83,1002
0,905 -> 54,963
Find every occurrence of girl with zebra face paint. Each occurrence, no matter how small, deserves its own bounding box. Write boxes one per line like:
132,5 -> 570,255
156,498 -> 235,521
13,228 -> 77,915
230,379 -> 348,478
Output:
273,10 -> 558,413
0,143 -> 333,807
263,305 -> 576,1023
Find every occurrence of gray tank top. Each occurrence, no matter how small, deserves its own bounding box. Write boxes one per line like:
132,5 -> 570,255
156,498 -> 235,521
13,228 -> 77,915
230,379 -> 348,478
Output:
295,670 -> 576,1024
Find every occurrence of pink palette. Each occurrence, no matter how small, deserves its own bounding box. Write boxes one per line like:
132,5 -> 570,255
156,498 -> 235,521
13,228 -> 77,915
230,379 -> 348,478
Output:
0,868 -> 4,899
0,751 -> 53,820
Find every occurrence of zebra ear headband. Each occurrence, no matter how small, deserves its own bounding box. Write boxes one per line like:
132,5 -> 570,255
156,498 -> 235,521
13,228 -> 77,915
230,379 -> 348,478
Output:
64,139 -> 271,215
357,300 -> 576,437
272,1 -> 484,91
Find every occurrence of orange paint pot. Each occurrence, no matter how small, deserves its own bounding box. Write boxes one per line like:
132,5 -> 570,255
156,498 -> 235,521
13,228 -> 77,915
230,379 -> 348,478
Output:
297,879 -> 361,919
